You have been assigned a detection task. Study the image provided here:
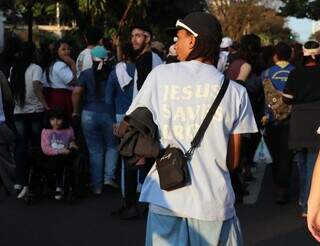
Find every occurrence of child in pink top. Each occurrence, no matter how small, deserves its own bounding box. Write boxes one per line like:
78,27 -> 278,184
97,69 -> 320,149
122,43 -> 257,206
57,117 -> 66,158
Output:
41,109 -> 78,200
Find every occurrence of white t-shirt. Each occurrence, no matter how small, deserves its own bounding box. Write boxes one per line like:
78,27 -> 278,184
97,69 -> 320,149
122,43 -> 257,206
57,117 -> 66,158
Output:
0,87 -> 5,123
76,48 -> 92,78
217,51 -> 229,73
14,64 -> 45,114
44,61 -> 74,90
127,60 -> 258,221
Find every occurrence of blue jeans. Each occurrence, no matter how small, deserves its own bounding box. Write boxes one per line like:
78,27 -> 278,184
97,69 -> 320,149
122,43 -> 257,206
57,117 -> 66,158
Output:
116,114 -> 125,197
295,149 -> 318,212
81,110 -> 118,190
14,112 -> 43,186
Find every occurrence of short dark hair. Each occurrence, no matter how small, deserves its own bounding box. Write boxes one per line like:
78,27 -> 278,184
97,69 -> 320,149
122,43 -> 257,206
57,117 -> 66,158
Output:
44,108 -> 70,129
304,40 -> 320,49
274,42 -> 291,61
85,26 -> 103,45
302,40 -> 320,65
131,22 -> 153,37
185,16 -> 223,66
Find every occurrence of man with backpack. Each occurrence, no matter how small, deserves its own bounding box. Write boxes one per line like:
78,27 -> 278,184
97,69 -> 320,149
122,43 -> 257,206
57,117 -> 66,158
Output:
261,42 -> 294,204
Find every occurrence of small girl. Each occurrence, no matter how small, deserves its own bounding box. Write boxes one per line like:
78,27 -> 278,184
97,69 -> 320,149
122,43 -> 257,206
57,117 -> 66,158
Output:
41,109 -> 78,200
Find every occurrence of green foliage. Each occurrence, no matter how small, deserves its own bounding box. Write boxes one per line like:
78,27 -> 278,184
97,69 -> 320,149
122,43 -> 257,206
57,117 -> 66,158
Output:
280,0 -> 320,20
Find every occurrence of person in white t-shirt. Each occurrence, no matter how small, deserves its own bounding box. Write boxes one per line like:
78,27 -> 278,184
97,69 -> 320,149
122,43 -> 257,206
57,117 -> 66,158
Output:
217,37 -> 233,73
76,26 -> 103,77
44,40 -> 76,118
126,12 -> 257,245
10,42 -> 49,198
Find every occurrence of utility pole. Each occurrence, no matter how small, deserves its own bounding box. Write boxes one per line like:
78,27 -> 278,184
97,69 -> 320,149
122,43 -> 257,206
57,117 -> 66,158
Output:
0,11 -> 6,52
56,1 -> 62,37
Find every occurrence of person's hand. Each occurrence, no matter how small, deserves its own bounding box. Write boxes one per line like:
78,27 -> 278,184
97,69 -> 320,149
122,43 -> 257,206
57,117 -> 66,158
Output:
113,123 -> 120,137
59,148 -> 71,155
308,207 -> 320,241
60,55 -> 75,66
112,34 -> 120,47
69,142 -> 79,150
261,115 -> 269,126
72,112 -> 80,120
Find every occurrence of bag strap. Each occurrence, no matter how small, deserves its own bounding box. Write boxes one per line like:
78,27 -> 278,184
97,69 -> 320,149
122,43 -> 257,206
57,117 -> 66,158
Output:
186,77 -> 230,159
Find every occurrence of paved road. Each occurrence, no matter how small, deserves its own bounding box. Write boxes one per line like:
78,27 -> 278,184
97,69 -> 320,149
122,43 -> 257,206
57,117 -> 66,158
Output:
0,166 -> 317,246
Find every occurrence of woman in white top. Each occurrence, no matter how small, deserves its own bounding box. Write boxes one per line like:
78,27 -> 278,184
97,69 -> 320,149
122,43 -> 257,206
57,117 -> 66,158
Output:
44,40 -> 76,118
10,42 -> 49,198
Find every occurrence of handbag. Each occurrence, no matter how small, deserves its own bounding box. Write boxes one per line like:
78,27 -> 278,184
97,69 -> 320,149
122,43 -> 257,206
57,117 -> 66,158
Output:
253,129 -> 273,164
156,77 -> 230,191
262,70 -> 291,121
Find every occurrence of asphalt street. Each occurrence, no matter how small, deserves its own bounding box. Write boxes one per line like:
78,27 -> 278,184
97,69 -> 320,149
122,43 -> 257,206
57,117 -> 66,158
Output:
0,166 -> 317,246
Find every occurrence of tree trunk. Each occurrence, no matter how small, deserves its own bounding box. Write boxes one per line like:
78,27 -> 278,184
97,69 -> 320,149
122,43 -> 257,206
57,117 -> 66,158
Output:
26,2 -> 33,42
64,0 -> 86,30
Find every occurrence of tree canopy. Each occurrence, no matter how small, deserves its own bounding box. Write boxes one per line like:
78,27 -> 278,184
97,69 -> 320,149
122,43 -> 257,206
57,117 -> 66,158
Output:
280,0 -> 320,20
209,0 -> 294,44
1,0 -> 293,44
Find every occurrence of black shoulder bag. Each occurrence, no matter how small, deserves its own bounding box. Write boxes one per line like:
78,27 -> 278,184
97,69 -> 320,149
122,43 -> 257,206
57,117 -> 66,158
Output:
156,77 -> 230,191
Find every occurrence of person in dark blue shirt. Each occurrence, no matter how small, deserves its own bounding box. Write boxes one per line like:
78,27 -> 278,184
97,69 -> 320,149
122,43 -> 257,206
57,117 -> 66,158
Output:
72,46 -> 117,195
261,42 -> 294,205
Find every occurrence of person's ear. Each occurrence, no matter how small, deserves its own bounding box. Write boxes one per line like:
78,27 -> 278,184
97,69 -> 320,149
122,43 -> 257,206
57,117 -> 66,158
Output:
145,35 -> 151,44
188,35 -> 196,50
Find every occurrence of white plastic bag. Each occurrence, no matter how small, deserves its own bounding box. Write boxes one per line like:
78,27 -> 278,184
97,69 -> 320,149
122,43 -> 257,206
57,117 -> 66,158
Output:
253,130 -> 273,164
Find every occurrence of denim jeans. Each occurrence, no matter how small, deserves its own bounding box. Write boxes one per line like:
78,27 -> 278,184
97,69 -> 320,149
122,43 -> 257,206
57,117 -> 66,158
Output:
81,110 -> 118,190
116,114 -> 125,197
14,112 -> 43,186
295,149 -> 317,212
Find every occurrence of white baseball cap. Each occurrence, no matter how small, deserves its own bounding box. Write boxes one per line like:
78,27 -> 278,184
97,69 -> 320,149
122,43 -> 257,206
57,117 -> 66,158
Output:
220,37 -> 233,48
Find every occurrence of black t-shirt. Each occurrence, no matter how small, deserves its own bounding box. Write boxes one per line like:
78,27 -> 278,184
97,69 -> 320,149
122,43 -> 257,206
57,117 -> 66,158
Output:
284,65 -> 320,104
135,51 -> 153,91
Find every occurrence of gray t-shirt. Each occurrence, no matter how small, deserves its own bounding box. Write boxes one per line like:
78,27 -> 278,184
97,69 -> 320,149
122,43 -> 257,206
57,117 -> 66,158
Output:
14,64 -> 45,114
127,60 -> 258,221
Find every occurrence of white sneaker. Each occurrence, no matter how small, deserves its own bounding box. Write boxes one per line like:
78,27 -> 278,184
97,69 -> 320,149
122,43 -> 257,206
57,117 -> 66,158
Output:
17,186 -> 28,199
14,184 -> 22,190
54,187 -> 64,200
104,180 -> 119,189
92,187 -> 102,195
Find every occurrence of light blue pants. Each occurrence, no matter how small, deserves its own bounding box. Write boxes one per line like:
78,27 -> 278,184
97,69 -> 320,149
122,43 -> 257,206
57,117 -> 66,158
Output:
146,212 -> 243,246
82,110 -> 118,190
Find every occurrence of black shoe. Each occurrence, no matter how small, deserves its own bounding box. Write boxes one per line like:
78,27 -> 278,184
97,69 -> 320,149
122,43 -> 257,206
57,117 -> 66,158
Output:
111,206 -> 126,216
275,188 -> 288,205
244,175 -> 256,183
119,207 -> 140,220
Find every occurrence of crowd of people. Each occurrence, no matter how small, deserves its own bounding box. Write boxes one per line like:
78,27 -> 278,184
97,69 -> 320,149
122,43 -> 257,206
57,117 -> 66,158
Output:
1,11 -> 320,245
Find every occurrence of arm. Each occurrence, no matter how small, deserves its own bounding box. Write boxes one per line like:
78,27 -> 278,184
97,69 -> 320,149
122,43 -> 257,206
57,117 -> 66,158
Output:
60,56 -> 77,85
226,134 -> 241,171
308,152 -> 320,241
282,69 -> 296,105
237,63 -> 252,82
33,81 -> 50,110
72,86 -> 84,117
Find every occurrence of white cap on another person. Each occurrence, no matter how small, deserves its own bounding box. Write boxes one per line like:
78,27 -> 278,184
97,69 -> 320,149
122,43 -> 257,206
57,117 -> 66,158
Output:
220,37 -> 233,49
